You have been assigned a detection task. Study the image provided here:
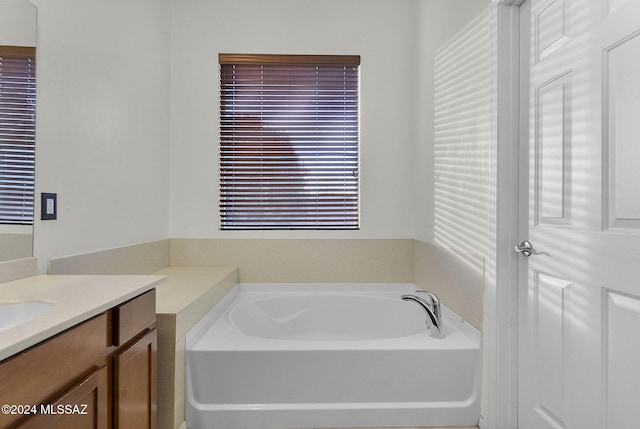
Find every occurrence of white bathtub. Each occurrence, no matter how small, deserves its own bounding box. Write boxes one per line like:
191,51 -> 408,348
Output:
186,283 -> 481,429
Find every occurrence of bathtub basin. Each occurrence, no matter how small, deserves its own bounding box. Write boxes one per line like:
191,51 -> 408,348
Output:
186,283 -> 481,429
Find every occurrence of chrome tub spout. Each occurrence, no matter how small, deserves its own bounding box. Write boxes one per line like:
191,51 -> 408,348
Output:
401,291 -> 444,339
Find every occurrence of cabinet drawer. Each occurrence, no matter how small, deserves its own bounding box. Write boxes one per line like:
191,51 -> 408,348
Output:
113,289 -> 156,346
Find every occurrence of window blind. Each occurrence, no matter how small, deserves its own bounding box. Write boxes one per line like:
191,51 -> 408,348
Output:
0,46 -> 36,225
219,54 -> 360,230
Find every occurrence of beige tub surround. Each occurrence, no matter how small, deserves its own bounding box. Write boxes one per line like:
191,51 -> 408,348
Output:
43,238 -> 483,330
153,266 -> 239,429
48,239 -> 170,275
413,240 -> 484,330
0,274 -> 165,361
170,238 -> 413,283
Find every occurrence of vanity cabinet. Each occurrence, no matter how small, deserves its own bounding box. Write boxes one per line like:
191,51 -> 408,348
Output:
113,289 -> 157,429
0,289 -> 156,429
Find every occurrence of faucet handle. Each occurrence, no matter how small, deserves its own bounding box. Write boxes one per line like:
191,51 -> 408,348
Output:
414,290 -> 440,304
413,290 -> 441,319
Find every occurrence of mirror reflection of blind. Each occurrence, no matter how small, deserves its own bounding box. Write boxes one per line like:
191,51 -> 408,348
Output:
219,54 -> 360,230
434,13 -> 490,273
0,46 -> 36,225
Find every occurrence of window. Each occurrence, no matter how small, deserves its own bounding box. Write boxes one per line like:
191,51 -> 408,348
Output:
219,54 -> 360,230
0,46 -> 36,225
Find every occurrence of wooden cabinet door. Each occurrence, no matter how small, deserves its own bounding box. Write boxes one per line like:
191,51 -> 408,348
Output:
0,314 -> 108,429
16,366 -> 108,429
114,329 -> 157,429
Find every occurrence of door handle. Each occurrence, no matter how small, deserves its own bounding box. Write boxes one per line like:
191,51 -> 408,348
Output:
514,240 -> 550,257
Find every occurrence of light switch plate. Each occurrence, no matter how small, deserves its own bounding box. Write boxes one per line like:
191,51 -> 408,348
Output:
41,193 -> 57,220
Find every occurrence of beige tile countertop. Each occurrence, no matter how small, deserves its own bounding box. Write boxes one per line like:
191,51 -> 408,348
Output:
0,274 -> 166,362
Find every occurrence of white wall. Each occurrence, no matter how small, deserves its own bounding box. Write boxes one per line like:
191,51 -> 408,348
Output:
31,0 -> 171,271
0,0 -> 37,47
414,0 -> 490,243
25,0 -> 489,264
169,0 -> 419,239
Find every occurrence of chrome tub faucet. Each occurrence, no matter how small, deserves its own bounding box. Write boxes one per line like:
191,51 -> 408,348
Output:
401,290 -> 445,339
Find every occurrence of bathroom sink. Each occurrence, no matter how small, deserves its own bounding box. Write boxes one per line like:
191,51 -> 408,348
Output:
0,302 -> 53,332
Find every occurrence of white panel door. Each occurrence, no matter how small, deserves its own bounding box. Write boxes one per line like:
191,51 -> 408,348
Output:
518,0 -> 640,428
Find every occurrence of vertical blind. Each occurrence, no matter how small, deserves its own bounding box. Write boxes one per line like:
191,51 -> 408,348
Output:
0,46 -> 36,225
219,54 -> 360,230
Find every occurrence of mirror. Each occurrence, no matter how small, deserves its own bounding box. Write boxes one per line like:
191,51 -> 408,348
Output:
0,0 -> 37,262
